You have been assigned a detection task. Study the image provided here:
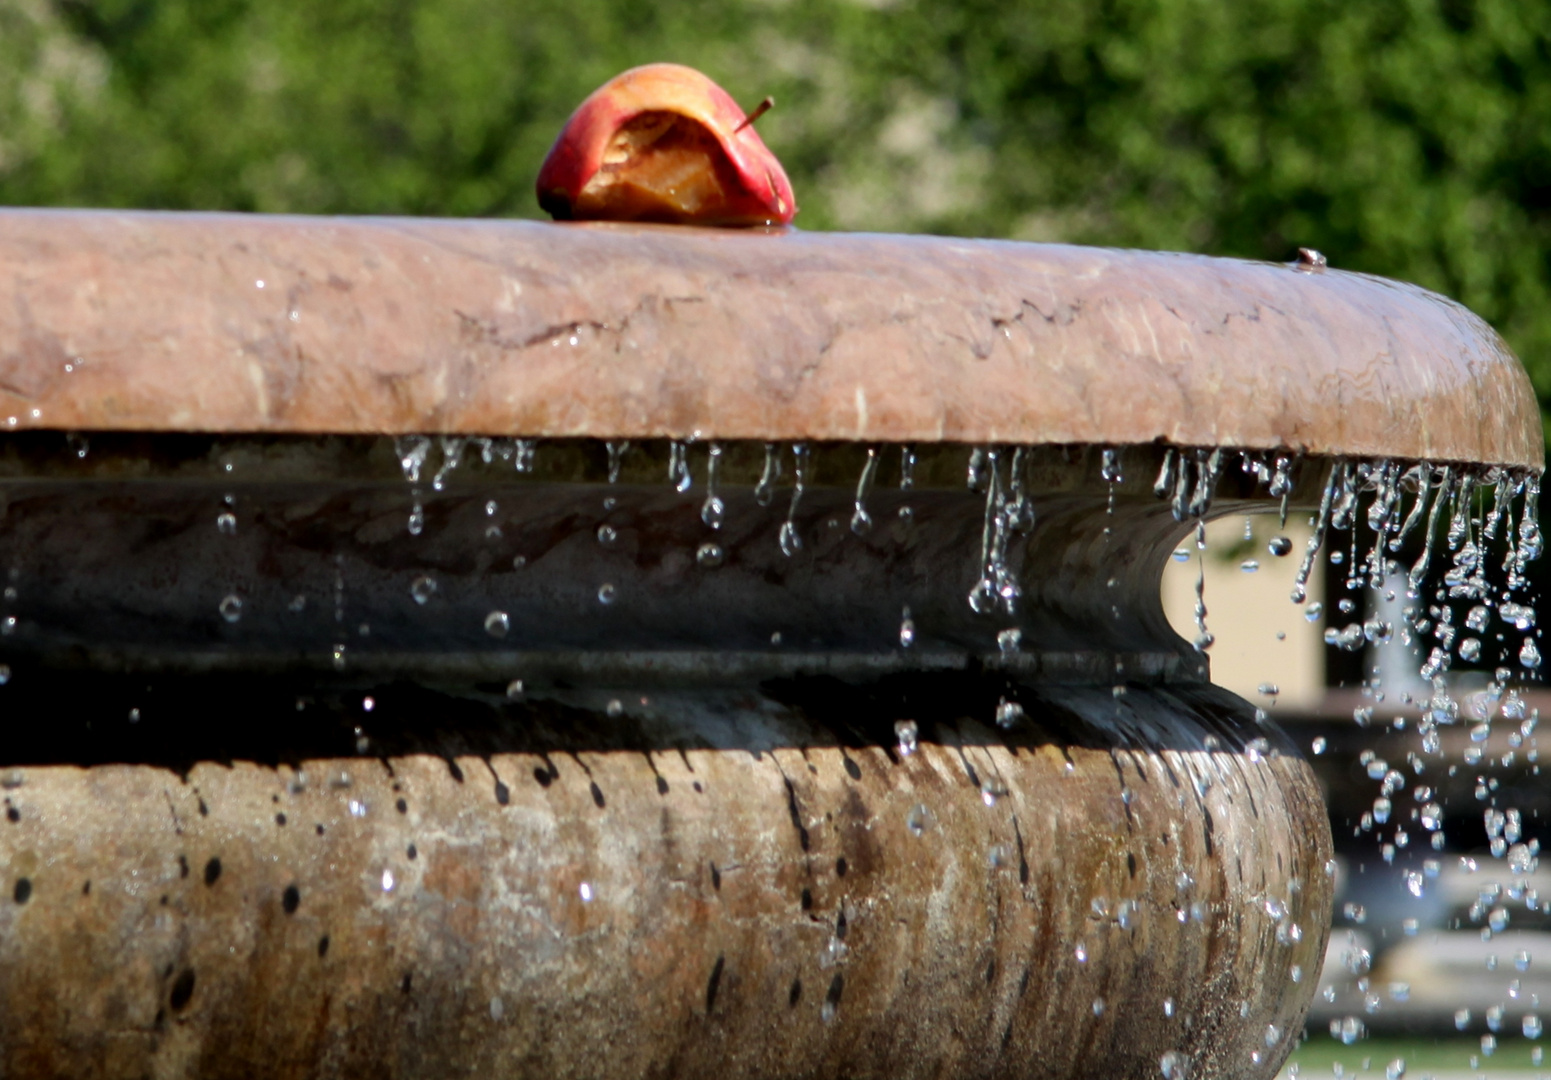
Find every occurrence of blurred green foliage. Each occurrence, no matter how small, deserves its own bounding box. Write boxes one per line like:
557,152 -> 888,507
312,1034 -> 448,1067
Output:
3,0 -> 1551,436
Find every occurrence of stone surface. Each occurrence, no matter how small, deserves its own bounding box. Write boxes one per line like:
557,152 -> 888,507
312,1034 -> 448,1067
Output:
0,676 -> 1330,1080
0,209 -> 1538,468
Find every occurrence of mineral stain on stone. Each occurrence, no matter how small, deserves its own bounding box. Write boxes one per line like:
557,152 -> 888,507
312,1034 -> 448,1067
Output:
705,955 -> 725,1013
282,884 -> 300,914
169,969 -> 196,1011
203,857 -> 221,886
13,877 -> 30,904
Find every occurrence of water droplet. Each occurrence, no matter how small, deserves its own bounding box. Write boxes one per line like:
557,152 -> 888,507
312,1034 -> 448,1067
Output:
1521,638 -> 1542,669
894,720 -> 918,757
410,576 -> 437,604
505,679 -> 524,700
489,996 -> 505,1022
1172,547 -> 1191,563
995,698 -> 1025,728
1526,1014 -> 1543,1039
0,665 -> 11,686
1268,536 -> 1292,557
216,511 -> 237,535
381,868 -> 395,892
1240,559 -> 1259,573
597,583 -> 617,605
696,543 -> 724,568
606,698 -> 623,718
484,611 -> 510,638
219,594 -> 243,623
596,524 -> 617,547
997,628 -> 1022,655
579,882 -> 593,902
1312,737 -> 1327,755
1159,1049 -> 1190,1079
906,803 -> 930,836
898,607 -> 915,648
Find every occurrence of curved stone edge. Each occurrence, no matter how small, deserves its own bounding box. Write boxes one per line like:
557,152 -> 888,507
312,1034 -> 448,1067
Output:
0,208 -> 1538,469
0,683 -> 1330,1080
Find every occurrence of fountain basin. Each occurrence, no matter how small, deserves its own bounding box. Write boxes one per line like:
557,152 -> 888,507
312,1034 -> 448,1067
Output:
0,210 -> 1540,1080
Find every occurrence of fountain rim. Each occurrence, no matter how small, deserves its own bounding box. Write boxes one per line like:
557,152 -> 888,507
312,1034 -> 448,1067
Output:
0,207 -> 1540,470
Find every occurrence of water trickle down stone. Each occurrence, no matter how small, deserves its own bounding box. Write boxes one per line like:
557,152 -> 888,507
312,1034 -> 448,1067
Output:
851,447 -> 879,536
1408,467 -> 1454,598
754,442 -> 781,507
1153,448 -> 1178,501
1187,448 -> 1224,521
432,437 -> 467,492
1191,529 -> 1212,653
967,448 -> 1033,616
779,444 -> 810,557
513,440 -> 537,474
394,434 -> 431,536
668,441 -> 692,494
1364,460 -> 1401,588
1269,453 -> 1295,526
606,440 -> 630,484
1291,461 -> 1344,605
1101,447 -> 1123,515
701,443 -> 725,529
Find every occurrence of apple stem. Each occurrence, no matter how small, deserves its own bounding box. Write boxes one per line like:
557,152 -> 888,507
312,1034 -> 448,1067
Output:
734,97 -> 774,133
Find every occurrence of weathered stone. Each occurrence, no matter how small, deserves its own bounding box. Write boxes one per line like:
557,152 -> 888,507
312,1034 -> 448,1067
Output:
0,210 -> 1537,468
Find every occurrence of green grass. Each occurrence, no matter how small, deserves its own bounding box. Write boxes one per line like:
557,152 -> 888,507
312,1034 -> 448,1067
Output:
1285,1035 -> 1546,1076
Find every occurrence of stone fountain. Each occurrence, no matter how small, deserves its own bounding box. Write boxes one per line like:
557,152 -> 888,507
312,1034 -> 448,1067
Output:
0,209 -> 1539,1079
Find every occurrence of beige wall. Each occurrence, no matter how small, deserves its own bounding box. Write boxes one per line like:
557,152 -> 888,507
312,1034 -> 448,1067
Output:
1160,513 -> 1325,711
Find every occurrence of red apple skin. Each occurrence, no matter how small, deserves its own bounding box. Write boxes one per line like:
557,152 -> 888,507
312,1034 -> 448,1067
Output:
536,64 -> 797,227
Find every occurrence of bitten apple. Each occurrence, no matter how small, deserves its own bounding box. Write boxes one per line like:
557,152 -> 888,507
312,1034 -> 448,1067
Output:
536,64 -> 796,227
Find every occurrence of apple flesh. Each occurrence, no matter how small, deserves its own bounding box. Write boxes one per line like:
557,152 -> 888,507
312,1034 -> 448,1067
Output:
537,64 -> 796,227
